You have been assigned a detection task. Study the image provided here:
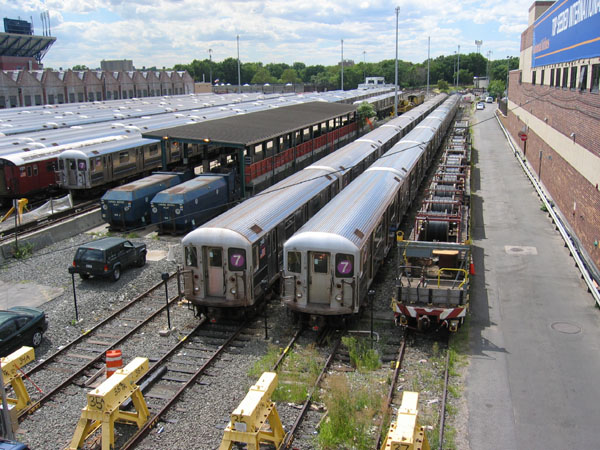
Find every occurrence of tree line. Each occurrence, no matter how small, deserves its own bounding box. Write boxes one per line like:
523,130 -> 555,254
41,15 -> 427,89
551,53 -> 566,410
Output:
172,54 -> 519,91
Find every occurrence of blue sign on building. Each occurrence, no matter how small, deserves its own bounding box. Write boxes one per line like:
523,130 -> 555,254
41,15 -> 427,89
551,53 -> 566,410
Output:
532,0 -> 600,68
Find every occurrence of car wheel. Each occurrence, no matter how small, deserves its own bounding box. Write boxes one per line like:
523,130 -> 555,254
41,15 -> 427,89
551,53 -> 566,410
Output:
112,266 -> 121,282
79,273 -> 90,280
137,253 -> 146,267
31,330 -> 43,347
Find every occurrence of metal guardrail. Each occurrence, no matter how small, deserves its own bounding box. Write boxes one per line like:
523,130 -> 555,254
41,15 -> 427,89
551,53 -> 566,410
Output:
495,112 -> 600,307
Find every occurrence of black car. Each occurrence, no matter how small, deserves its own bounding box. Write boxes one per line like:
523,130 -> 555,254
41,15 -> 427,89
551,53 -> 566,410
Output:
0,306 -> 48,357
72,237 -> 147,282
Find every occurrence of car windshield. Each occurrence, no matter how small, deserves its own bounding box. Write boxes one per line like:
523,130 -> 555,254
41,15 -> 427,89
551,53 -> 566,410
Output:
76,248 -> 104,262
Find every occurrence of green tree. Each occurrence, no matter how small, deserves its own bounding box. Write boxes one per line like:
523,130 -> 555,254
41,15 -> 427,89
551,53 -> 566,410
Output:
281,68 -> 299,84
251,67 -> 275,84
265,62 -> 290,80
437,79 -> 449,91
488,79 -> 505,99
72,65 -> 88,71
357,101 -> 375,128
221,57 -> 239,84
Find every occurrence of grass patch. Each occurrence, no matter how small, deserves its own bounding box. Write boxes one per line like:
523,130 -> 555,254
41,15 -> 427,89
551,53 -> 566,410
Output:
342,336 -> 382,372
317,374 -> 385,450
125,232 -> 139,239
12,242 -> 34,259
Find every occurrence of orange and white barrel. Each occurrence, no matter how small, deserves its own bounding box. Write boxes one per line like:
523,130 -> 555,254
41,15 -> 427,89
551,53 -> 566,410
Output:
106,349 -> 123,378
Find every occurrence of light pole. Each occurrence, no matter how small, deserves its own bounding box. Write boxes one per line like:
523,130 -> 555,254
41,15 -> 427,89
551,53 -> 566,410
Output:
363,50 -> 366,82
426,36 -> 430,98
341,39 -> 344,91
486,50 -> 492,85
506,56 -> 510,99
237,35 -> 241,94
208,48 -> 213,86
394,6 -> 400,117
458,45 -> 461,86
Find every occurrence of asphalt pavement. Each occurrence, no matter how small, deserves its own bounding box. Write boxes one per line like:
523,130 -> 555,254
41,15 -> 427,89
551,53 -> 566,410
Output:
467,102 -> 600,449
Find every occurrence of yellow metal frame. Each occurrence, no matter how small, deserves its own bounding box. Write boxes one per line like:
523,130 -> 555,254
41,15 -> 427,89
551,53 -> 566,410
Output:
380,391 -> 430,450
69,357 -> 149,450
219,372 -> 285,450
0,198 -> 28,223
437,268 -> 468,288
1,346 -> 35,411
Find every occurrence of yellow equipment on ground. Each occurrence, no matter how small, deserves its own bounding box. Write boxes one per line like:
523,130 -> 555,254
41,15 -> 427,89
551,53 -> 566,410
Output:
219,371 -> 286,450
69,357 -> 149,450
1,346 -> 35,411
380,391 -> 430,450
0,198 -> 28,223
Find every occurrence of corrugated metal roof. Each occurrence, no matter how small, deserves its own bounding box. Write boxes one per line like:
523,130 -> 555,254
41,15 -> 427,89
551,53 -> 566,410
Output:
143,101 -> 356,146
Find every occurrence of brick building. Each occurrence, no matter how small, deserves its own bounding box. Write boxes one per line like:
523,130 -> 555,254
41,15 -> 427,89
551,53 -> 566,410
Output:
502,1 -> 600,273
0,69 -> 195,108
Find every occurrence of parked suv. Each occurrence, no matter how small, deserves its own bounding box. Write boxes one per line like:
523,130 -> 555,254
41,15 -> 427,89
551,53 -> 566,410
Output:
72,237 -> 147,281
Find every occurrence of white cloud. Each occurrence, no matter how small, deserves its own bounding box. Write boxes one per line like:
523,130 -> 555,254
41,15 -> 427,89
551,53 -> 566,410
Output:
2,0 -> 530,68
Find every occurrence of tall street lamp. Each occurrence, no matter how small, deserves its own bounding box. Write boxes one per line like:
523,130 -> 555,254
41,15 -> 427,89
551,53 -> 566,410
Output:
341,39 -> 344,91
363,50 -> 366,82
237,35 -> 241,94
394,6 -> 400,117
208,48 -> 213,86
506,56 -> 511,99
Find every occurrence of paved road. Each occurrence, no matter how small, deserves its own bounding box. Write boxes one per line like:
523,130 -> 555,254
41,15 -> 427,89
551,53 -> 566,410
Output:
467,103 -> 600,449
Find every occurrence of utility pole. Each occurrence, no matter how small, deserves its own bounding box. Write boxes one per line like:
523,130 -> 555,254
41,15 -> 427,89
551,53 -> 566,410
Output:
394,6 -> 400,117
363,50 -> 366,82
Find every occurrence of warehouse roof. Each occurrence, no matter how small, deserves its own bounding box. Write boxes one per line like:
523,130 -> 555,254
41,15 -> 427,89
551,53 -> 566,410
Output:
142,101 -> 357,147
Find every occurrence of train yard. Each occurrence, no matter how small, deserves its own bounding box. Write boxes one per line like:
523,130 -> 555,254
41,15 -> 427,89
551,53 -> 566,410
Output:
0,91 -> 472,449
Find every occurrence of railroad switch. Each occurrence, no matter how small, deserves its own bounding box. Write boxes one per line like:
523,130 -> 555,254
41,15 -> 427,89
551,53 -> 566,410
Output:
1,346 -> 35,412
219,371 -> 285,450
380,391 -> 430,450
69,357 -> 149,450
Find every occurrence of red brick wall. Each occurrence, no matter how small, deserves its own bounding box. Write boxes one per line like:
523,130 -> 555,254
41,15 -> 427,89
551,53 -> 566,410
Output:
521,25 -> 533,52
503,75 -> 600,271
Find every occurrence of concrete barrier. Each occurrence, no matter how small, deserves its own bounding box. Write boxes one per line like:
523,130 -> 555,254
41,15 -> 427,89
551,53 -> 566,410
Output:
0,209 -> 103,265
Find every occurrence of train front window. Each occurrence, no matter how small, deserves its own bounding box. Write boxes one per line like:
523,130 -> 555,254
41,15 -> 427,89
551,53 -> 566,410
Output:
78,160 -> 86,170
312,252 -> 329,274
287,251 -> 301,273
228,248 -> 246,271
335,254 -> 354,278
185,246 -> 198,268
208,248 -> 222,267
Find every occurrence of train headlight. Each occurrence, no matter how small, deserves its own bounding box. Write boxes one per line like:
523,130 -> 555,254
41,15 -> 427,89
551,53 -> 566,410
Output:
152,207 -> 158,213
102,204 -> 108,210
335,294 -> 342,301
194,287 -> 199,292
230,288 -> 236,294
175,208 -> 181,215
124,206 -> 130,211
296,292 -> 302,298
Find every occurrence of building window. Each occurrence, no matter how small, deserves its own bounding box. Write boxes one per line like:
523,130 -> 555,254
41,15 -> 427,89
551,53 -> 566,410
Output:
591,64 -> 600,93
540,69 -> 545,85
58,93 -> 64,103
579,65 -> 588,91
34,95 -> 42,105
48,94 -> 54,104
78,92 -> 84,102
562,67 -> 568,89
570,66 -> 578,90
550,69 -> 554,87
24,95 -> 32,106
96,91 -> 101,100
532,71 -> 536,85
555,69 -> 561,87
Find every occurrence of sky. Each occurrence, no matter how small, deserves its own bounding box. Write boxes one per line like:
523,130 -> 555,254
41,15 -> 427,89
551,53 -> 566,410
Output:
2,0 -> 533,70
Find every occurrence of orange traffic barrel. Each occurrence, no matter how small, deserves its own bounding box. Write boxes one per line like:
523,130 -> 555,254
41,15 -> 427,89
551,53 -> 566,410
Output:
106,349 -> 123,378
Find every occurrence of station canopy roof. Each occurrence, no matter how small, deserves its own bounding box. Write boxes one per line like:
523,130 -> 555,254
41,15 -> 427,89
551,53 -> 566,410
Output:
142,101 -> 357,147
0,32 -> 56,60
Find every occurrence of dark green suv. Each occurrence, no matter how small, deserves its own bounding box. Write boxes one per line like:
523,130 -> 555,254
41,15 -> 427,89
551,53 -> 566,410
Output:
0,306 -> 48,357
72,237 -> 147,282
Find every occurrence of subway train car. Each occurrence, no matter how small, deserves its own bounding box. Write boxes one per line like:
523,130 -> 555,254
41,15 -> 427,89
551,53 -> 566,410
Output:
101,171 -> 191,230
280,95 -> 460,323
180,94 -> 449,315
151,172 -> 237,234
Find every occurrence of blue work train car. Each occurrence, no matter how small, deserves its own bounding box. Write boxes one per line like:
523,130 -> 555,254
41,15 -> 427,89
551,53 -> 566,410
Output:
101,171 -> 191,230
151,171 -> 236,234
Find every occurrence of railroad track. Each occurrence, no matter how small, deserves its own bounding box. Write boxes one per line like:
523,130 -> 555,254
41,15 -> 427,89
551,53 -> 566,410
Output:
17,271 -> 183,423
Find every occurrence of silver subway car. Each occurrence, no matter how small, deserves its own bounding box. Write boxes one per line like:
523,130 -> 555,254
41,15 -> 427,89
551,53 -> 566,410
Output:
282,95 -> 460,320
